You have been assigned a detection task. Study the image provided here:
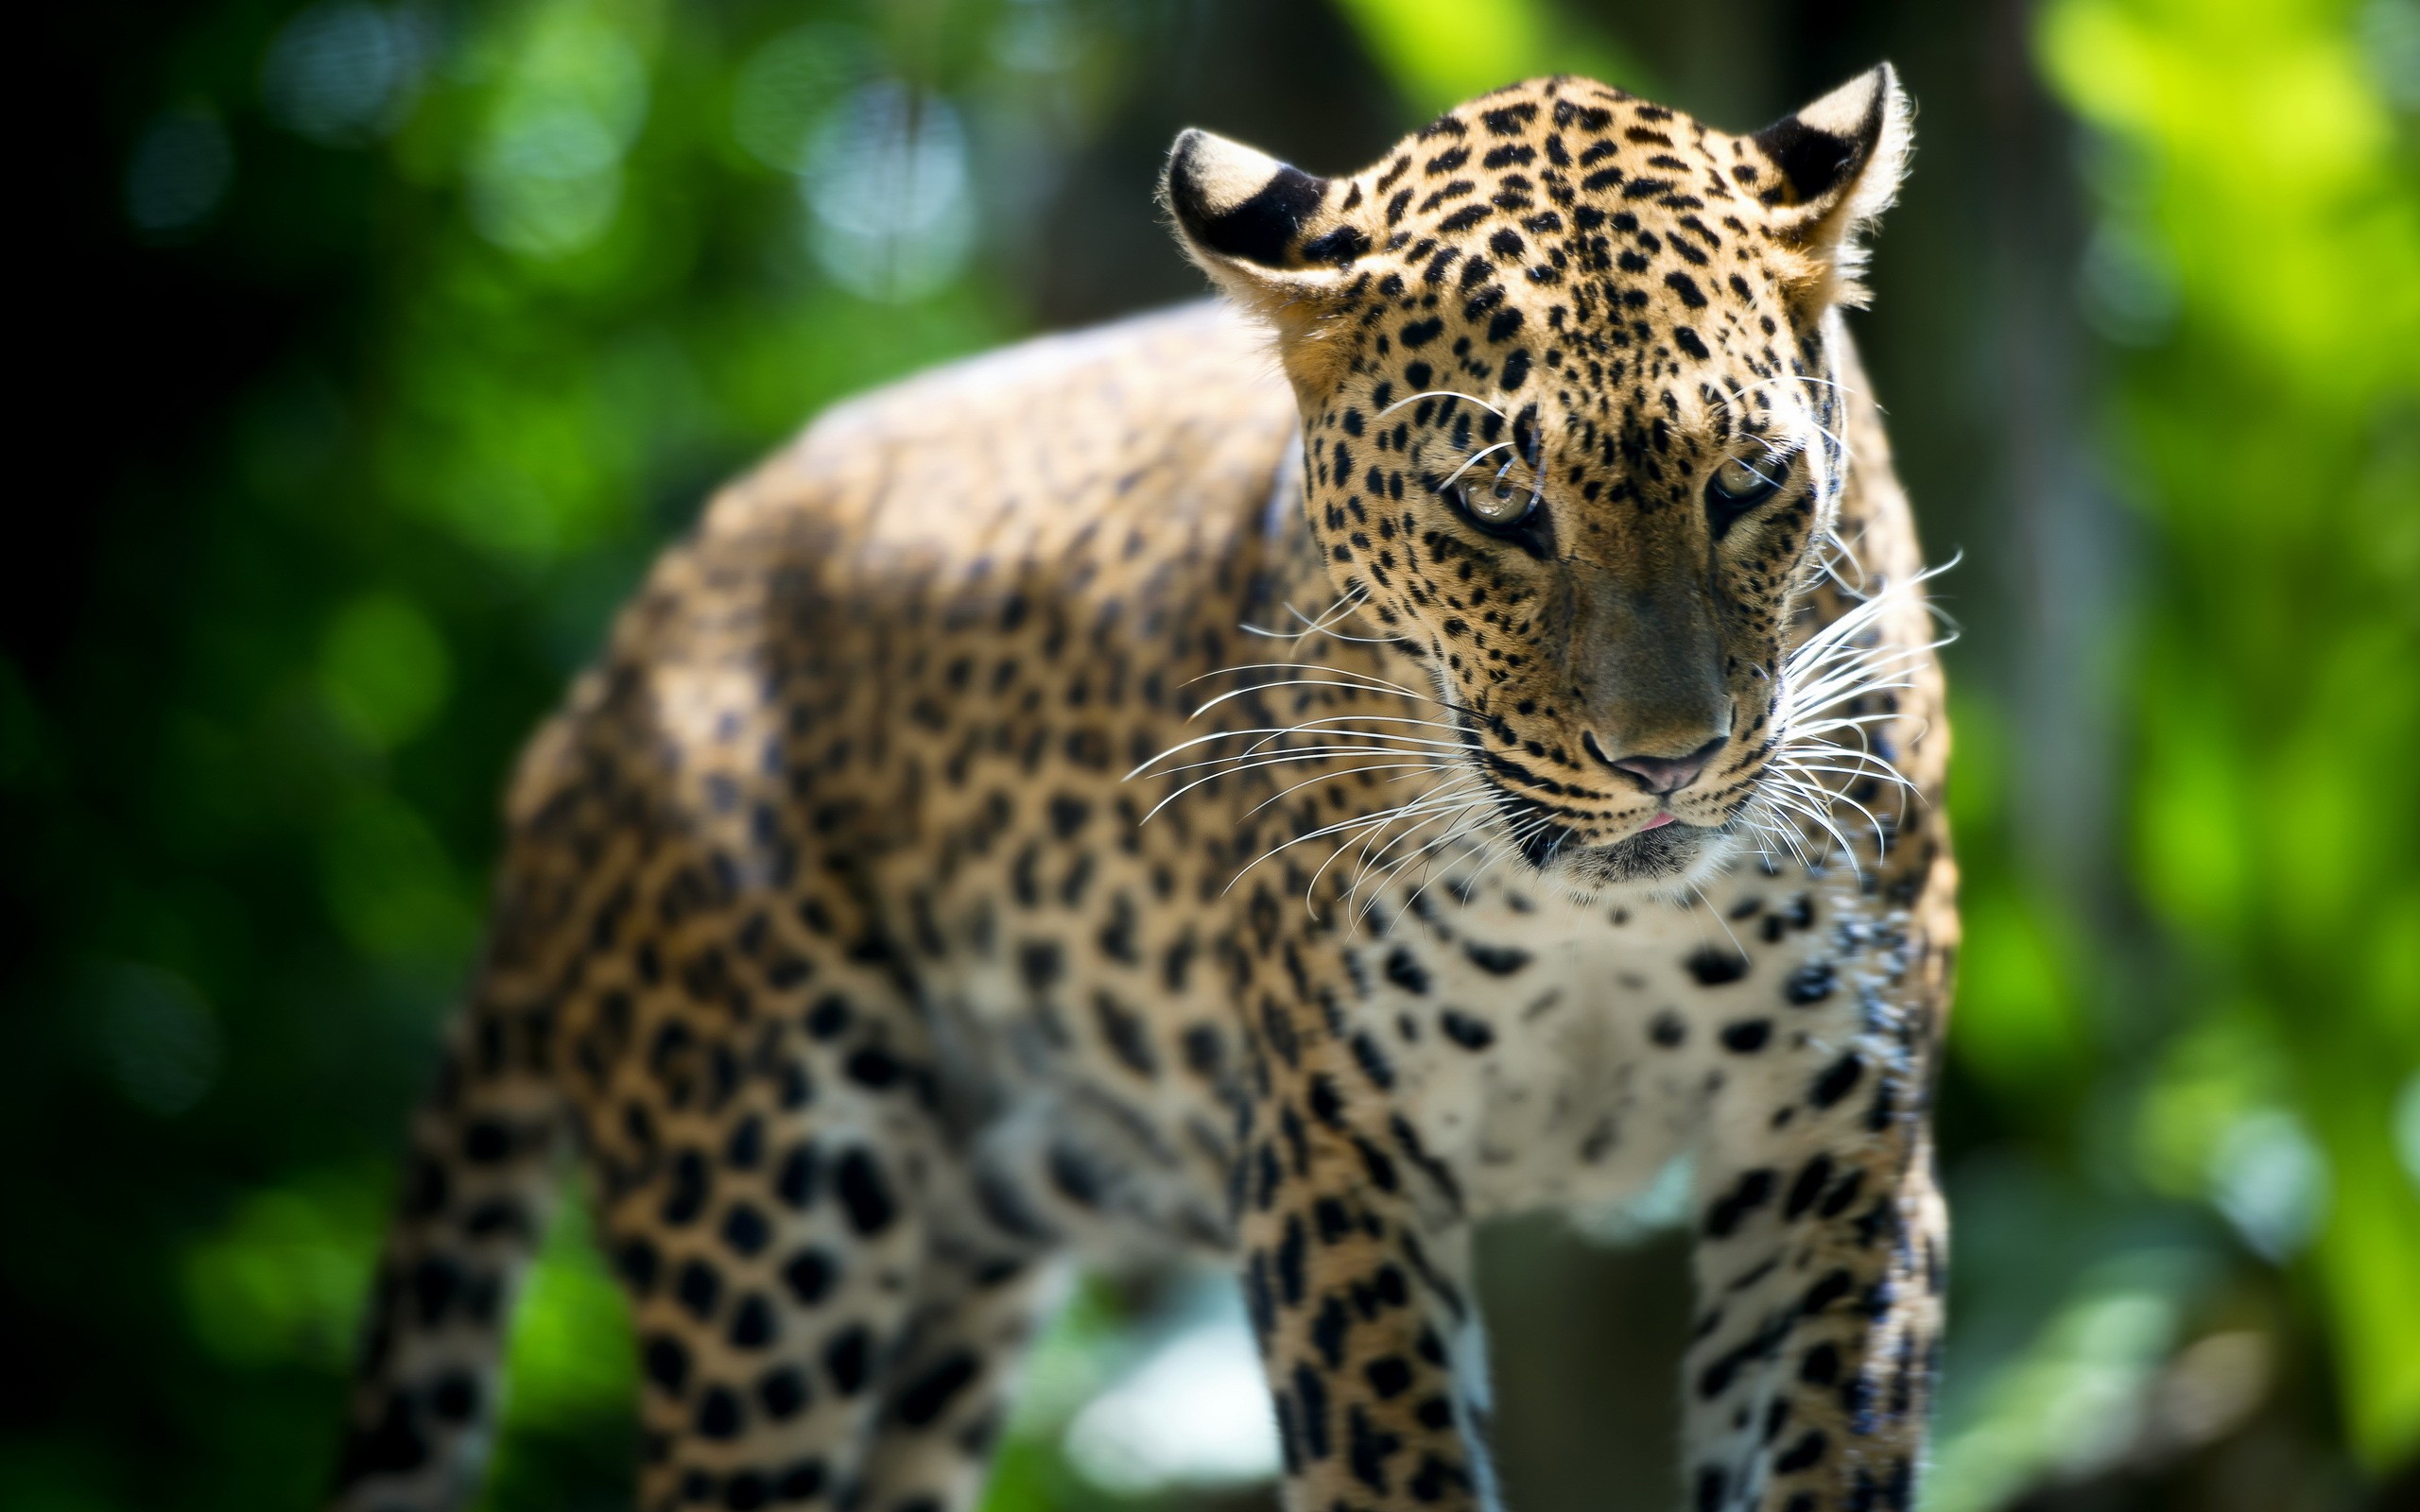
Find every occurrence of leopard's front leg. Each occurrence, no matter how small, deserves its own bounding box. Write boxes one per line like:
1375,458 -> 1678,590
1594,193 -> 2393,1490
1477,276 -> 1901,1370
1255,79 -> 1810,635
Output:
1679,934 -> 1947,1512
1238,1068 -> 1500,1512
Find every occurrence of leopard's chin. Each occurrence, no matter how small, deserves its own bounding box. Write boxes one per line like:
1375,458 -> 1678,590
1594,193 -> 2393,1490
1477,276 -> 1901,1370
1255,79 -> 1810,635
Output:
1493,793 -> 1747,902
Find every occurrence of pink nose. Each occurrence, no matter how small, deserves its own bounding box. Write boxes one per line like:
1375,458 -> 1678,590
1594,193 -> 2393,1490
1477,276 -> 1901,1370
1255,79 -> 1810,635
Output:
1598,735 -> 1727,796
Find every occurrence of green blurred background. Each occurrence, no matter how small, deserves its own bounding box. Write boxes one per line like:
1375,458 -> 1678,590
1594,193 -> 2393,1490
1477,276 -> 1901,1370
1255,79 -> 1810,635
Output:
7,1 -> 2417,1508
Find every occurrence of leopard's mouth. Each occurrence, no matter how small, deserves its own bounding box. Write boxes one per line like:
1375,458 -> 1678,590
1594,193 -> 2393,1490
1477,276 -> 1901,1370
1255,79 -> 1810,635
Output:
1483,785 -> 1734,886
1439,701 -> 1746,889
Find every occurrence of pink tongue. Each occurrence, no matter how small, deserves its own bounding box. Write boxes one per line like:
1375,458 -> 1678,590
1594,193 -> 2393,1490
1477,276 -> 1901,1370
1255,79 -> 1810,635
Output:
1640,813 -> 1676,831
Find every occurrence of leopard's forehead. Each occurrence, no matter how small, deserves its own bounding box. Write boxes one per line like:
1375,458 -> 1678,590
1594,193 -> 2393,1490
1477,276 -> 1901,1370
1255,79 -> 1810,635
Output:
1328,77 -> 1821,439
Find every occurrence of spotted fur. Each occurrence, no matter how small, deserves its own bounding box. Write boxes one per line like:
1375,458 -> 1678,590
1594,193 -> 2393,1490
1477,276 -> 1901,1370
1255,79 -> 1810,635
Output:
333,66 -> 1954,1512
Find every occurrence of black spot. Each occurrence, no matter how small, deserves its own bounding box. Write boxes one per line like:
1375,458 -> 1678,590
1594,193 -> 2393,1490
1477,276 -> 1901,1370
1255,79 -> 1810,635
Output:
1674,327 -> 1710,361
675,1260 -> 721,1320
1276,1214 -> 1306,1304
834,1149 -> 896,1235
1777,1429 -> 1829,1472
804,994 -> 852,1040
1367,1356 -> 1413,1399
758,1366 -> 808,1419
663,1149 -> 710,1226
1800,1342 -> 1841,1384
724,1115 -> 765,1169
1462,941 -> 1530,975
1260,994 -> 1302,1071
776,1143 -> 820,1209
1409,1452 -> 1466,1503
1017,940 -> 1063,993
1047,794 -> 1090,838
1357,1137 -> 1400,1193
1704,1167 -> 1776,1238
1094,992 -> 1160,1078
720,1203 -> 769,1256
1349,1401 -> 1405,1493
895,1352 -> 980,1427
1245,1250 -> 1275,1340
844,1046 -> 904,1090
1784,962 -> 1837,1005
723,1471 -> 768,1510
729,1293 -> 777,1349
1352,1032 -> 1397,1090
1383,947 -> 1431,994
1304,224 -> 1373,264
777,1459 -> 825,1502
1292,1363 -> 1332,1460
1810,1055 -> 1865,1108
1665,271 -> 1707,307
1314,1196 -> 1354,1244
1048,1143 -> 1106,1207
781,1248 -> 837,1306
1181,1022 -> 1224,1078
615,1237 -> 662,1295
1820,1169 -> 1868,1218
644,1336 -> 692,1398
1311,1295 -> 1351,1366
1685,947 -> 1751,986
696,1385 -> 742,1440
1650,1011 -> 1687,1047
764,954 -> 810,989
1720,1019 -> 1772,1053
1307,1073 -> 1347,1126
1439,1010 -> 1495,1051
825,1326 -> 873,1395
1787,1155 -> 1836,1219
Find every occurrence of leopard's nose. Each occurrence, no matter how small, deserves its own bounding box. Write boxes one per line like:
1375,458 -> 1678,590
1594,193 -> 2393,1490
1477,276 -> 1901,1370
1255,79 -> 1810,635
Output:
1584,732 -> 1729,795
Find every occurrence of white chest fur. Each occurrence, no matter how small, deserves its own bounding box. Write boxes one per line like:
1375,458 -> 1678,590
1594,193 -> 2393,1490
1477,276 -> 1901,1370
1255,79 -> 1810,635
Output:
1334,856 -> 1888,1226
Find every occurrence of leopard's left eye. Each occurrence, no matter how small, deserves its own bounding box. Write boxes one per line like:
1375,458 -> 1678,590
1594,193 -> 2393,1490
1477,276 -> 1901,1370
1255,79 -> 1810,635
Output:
1445,461 -> 1540,533
1457,472 -> 1535,527
1705,452 -> 1789,537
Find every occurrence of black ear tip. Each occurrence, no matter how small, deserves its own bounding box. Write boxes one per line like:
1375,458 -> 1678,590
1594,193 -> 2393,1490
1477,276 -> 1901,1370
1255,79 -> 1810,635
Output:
1161,130 -> 1331,267
1752,63 -> 1897,203
1164,130 -> 1210,216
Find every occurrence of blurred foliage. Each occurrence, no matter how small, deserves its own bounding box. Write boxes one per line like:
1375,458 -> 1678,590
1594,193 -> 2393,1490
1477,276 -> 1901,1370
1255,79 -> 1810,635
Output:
7,2 -> 2417,1511
2036,0 -> 2420,1469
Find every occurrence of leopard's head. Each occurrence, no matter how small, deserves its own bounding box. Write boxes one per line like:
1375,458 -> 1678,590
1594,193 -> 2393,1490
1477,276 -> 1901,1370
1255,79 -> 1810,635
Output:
1165,68 -> 1911,895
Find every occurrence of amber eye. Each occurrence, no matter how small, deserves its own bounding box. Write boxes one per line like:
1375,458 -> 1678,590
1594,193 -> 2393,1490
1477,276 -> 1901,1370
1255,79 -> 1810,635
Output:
1705,451 -> 1789,537
1447,463 -> 1539,532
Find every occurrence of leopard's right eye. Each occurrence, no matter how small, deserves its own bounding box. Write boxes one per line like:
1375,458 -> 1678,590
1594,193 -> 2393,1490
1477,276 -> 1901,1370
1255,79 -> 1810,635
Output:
1705,451 -> 1790,538
1454,471 -> 1535,528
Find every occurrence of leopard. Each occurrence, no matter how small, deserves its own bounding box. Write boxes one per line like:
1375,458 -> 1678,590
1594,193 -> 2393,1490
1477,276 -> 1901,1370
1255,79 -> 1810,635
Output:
331,63 -> 1955,1512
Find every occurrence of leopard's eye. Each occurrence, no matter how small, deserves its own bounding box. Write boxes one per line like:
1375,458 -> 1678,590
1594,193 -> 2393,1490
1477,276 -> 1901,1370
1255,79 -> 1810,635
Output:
1447,463 -> 1538,532
1705,451 -> 1789,537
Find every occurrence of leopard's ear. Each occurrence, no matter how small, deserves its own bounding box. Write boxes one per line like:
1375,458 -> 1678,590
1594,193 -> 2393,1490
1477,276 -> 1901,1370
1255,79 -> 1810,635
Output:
1162,129 -> 1370,389
1750,63 -> 1912,311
